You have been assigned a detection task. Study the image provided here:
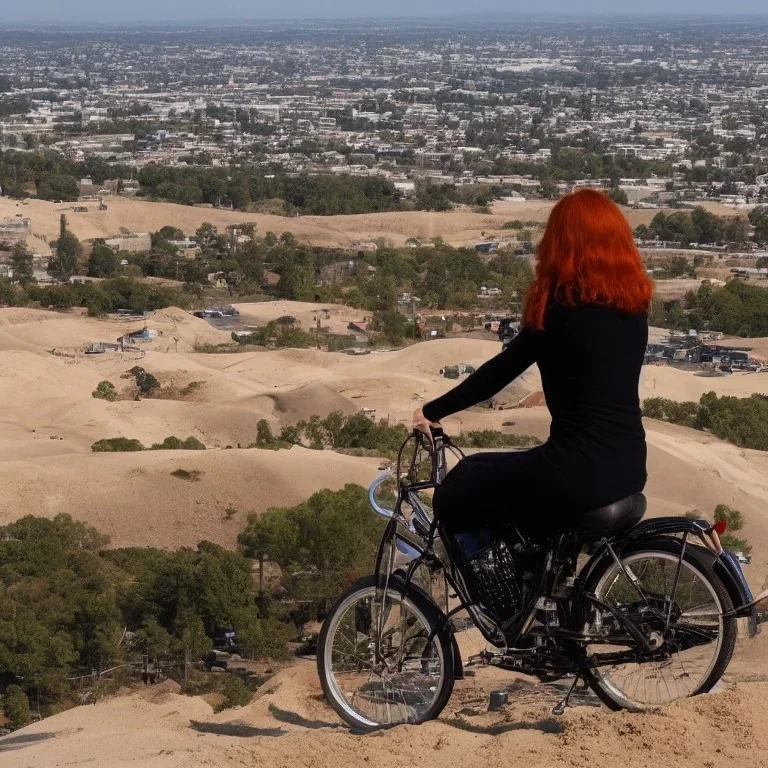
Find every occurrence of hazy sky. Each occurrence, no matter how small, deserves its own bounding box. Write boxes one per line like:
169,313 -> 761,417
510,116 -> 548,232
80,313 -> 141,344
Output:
2,0 -> 768,24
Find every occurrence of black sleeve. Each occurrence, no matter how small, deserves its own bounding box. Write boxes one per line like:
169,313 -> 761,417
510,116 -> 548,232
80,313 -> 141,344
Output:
422,328 -> 542,423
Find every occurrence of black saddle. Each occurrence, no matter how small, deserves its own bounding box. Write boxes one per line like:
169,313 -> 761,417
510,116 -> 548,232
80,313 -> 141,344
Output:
571,493 -> 647,537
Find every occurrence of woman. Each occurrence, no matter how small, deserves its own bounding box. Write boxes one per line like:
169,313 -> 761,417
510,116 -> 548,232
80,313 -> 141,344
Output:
413,189 -> 653,537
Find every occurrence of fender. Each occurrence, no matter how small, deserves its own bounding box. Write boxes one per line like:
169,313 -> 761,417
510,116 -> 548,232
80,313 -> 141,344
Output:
578,533 -> 754,619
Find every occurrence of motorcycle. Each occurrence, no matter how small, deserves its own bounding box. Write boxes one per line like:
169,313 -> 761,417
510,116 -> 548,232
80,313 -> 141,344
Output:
317,428 -> 764,731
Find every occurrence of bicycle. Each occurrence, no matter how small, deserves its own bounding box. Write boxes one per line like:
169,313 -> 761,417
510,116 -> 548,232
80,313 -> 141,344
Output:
317,427 -> 765,731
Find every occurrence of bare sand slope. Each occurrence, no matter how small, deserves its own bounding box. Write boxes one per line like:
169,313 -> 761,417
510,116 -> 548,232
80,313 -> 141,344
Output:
0,306 -> 232,354
3,655 -> 768,768
1,195 -> 719,249
641,366 -> 768,402
0,447 -> 379,549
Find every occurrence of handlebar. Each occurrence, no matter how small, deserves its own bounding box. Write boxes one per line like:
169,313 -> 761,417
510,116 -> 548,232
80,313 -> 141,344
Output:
368,427 -> 462,533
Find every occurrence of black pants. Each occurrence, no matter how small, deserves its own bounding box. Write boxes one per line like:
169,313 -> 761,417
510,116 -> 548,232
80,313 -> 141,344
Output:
433,449 -> 584,539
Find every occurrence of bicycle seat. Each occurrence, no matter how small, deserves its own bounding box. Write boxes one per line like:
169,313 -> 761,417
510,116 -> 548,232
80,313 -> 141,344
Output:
571,493 -> 646,537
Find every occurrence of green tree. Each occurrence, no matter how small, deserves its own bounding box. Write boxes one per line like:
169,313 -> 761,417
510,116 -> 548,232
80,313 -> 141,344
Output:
607,187 -> 628,206
87,241 -> 119,278
239,485 -> 384,607
51,215 -> 81,279
10,241 -> 33,285
276,252 -> 314,301
36,174 -> 79,202
372,309 -> 409,345
3,684 -> 31,729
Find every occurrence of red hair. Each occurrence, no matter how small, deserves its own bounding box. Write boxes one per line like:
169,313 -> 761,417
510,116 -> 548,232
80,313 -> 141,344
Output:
523,189 -> 653,330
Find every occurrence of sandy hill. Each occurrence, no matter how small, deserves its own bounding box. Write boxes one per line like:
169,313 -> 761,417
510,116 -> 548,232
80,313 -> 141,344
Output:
0,447 -> 379,549
0,195 -> 726,250
2,643 -> 768,768
640,365 -> 768,402
0,304 -> 767,587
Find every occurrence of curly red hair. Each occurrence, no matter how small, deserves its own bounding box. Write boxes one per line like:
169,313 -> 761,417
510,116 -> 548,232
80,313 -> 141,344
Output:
523,189 -> 653,330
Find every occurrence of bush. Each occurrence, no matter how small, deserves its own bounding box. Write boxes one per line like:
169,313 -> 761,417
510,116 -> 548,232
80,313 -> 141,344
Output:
92,380 -> 118,402
170,469 -> 204,481
641,397 -> 701,429
250,419 -> 291,450
126,366 -> 159,396
150,436 -> 206,450
453,430 -> 542,449
4,684 -> 31,730
91,437 -> 145,452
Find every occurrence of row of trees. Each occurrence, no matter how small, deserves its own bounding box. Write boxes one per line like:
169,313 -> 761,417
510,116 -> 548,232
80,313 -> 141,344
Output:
651,280 -> 768,338
635,207 -> 750,246
0,149 -> 133,201
642,392 -> 768,452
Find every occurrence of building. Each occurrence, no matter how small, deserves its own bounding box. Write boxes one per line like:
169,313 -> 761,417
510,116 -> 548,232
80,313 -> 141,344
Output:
104,233 -> 152,253
0,217 -> 31,242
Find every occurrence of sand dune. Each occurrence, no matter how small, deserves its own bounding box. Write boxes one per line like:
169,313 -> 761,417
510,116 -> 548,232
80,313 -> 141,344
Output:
0,447 -> 379,549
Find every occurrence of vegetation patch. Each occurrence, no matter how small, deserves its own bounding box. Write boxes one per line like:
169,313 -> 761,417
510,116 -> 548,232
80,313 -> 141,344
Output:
124,366 -> 160,397
91,437 -> 145,452
170,468 -> 204,482
250,411 -> 540,457
0,514 -> 294,726
92,380 -> 118,402
92,436 -> 206,452
651,280 -> 768,338
150,436 -> 206,451
642,392 -> 768,451
453,430 -> 541,449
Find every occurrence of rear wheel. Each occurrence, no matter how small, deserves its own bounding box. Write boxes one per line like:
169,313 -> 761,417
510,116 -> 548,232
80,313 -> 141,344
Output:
317,574 -> 455,731
582,543 -> 736,711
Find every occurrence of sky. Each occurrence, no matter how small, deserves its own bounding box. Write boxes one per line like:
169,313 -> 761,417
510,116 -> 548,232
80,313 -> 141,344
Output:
2,0 -> 768,24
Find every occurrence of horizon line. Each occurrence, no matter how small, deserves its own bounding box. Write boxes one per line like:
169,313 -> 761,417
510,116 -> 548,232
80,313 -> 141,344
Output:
3,11 -> 768,27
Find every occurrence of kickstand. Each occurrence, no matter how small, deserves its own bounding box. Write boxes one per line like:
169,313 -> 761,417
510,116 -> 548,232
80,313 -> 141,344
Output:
551,673 -> 583,716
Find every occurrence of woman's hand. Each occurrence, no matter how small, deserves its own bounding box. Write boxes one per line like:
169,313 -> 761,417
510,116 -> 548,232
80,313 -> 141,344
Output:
412,407 -> 439,435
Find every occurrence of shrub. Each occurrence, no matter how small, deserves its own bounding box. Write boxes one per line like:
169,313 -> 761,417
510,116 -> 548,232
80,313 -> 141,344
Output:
251,419 -> 290,450
453,430 -> 542,449
170,469 -> 204,482
126,366 -> 159,396
92,380 -> 118,402
91,437 -> 145,452
4,684 -> 31,730
150,436 -> 206,450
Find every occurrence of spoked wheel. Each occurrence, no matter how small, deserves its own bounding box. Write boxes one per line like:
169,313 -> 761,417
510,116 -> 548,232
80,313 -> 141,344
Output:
582,542 -> 736,711
317,575 -> 454,731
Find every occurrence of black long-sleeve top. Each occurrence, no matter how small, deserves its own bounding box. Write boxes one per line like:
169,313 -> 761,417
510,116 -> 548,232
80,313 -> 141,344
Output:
423,301 -> 649,508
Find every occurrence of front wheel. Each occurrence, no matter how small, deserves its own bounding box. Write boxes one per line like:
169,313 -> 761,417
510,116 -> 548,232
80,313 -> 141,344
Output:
317,574 -> 455,731
581,541 -> 737,711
